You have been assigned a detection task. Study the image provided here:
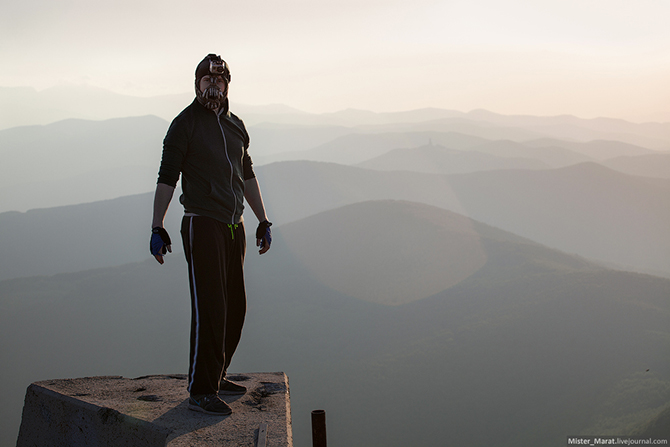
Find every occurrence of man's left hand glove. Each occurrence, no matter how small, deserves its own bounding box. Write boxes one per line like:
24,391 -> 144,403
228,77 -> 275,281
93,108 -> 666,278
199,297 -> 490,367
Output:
256,220 -> 272,253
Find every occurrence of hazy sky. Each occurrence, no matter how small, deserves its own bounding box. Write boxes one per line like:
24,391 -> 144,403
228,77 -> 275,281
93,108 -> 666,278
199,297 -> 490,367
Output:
2,0 -> 670,121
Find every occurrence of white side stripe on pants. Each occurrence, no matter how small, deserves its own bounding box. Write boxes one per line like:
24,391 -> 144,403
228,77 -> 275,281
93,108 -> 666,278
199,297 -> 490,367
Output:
188,216 -> 200,392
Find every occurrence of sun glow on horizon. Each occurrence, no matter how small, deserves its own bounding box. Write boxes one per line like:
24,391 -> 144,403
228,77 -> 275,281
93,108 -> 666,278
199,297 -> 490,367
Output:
1,0 -> 669,121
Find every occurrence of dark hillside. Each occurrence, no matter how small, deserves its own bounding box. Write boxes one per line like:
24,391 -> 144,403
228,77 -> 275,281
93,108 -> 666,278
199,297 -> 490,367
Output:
2,201 -> 668,446
279,200 -> 598,305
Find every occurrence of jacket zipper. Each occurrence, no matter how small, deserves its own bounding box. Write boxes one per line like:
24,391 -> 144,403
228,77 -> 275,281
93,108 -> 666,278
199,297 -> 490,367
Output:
216,111 -> 237,225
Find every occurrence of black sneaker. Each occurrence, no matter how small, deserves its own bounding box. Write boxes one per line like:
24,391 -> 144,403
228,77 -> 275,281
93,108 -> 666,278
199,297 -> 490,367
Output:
219,378 -> 247,395
188,394 -> 232,415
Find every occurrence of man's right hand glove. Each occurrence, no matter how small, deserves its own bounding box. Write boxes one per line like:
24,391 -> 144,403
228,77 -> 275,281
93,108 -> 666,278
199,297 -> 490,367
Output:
150,227 -> 172,261
255,220 -> 272,253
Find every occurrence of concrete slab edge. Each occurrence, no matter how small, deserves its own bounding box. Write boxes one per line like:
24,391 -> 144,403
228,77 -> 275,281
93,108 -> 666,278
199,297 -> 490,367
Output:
17,383 -> 170,447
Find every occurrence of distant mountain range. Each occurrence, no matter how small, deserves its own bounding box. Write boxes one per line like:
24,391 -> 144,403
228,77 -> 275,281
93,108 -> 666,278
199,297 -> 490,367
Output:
259,161 -> 670,277
524,138 -> 659,160
3,84 -> 670,142
1,200 -> 668,447
446,162 -> 670,277
358,143 -> 550,174
1,159 -> 668,282
0,85 -> 191,130
1,85 -> 669,446
2,111 -> 667,213
0,115 -> 168,212
0,192 -> 181,281
601,153 -> 670,179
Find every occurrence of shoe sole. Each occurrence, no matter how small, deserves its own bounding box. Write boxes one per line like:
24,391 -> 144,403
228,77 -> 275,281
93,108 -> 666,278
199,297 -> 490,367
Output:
219,389 -> 246,395
188,403 -> 232,415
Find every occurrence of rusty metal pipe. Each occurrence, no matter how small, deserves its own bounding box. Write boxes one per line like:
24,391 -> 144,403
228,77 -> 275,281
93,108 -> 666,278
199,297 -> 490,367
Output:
311,409 -> 327,447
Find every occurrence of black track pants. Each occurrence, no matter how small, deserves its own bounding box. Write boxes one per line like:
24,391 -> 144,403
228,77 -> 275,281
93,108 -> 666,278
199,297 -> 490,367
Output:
181,215 -> 247,396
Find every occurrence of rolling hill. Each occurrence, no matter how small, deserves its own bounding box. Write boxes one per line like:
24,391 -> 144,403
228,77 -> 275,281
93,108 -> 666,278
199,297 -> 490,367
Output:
600,153 -> 670,179
3,84 -> 669,149
523,138 -> 659,160
263,131 -> 491,165
0,192 -> 183,281
0,85 -> 191,130
357,143 -> 549,174
2,85 -> 669,447
255,161 -> 466,224
260,161 -> 670,277
0,115 -> 168,212
0,114 -> 355,211
246,123 -> 353,163
446,162 -> 670,277
460,109 -> 670,148
278,200 -> 598,305
1,200 -> 668,447
0,161 -> 472,281
2,159 -> 668,282
467,139 -> 593,167
2,108 -> 666,215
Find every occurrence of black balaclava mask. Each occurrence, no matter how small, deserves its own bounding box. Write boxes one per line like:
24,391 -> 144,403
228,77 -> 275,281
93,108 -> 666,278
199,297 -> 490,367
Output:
195,54 -> 231,111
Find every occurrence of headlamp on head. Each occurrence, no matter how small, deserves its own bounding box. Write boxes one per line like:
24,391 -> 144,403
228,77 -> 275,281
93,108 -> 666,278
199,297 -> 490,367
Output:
197,54 -> 231,83
210,60 -> 228,76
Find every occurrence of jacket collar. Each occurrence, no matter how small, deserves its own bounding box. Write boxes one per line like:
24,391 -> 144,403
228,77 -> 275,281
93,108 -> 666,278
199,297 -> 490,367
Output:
193,97 -> 230,117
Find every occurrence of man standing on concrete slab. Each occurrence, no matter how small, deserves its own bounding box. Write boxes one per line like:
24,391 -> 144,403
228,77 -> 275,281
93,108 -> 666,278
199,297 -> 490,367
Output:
150,54 -> 272,415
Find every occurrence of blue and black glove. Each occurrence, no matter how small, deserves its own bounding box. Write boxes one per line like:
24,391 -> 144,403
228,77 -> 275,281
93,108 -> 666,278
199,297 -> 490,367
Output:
150,227 -> 172,256
256,220 -> 272,251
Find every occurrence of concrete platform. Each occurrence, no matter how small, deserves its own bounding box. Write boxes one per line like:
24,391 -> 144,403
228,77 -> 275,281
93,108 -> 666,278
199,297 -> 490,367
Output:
17,372 -> 292,447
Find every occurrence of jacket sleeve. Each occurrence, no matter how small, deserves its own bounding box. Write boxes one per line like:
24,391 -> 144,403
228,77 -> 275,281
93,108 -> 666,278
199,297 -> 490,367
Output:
157,116 -> 189,187
233,114 -> 255,180
243,146 -> 255,180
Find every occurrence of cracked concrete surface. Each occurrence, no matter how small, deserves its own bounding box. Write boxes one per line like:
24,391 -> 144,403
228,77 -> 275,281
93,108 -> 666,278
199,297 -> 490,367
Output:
17,372 -> 292,447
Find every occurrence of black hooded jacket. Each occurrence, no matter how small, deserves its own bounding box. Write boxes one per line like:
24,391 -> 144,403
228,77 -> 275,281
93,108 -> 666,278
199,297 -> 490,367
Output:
157,99 -> 255,224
